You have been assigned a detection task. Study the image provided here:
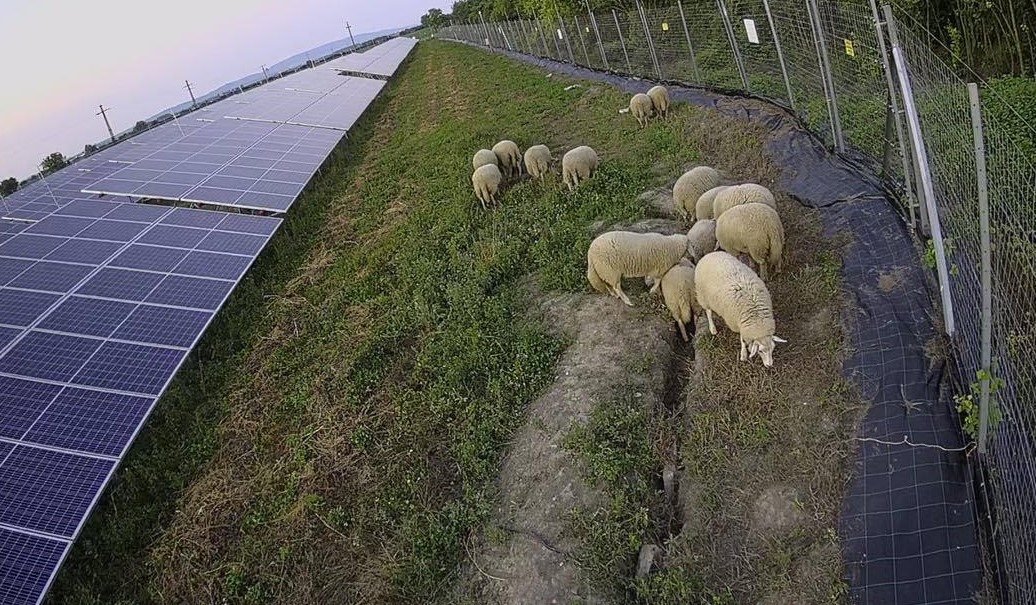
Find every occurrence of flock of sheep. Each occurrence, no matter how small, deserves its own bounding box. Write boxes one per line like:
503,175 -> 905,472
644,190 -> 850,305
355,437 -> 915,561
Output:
467,85 -> 789,367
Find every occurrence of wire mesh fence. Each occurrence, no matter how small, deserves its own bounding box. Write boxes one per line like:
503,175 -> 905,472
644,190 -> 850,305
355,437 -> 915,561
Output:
438,1 -> 1036,601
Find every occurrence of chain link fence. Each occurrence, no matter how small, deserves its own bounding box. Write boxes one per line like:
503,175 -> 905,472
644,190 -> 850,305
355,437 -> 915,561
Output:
439,2 -> 1036,601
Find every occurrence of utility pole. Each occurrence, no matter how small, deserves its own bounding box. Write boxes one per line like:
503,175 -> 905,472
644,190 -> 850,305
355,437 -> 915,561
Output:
184,80 -> 197,106
261,64 -> 269,82
96,105 -> 115,143
346,21 -> 356,48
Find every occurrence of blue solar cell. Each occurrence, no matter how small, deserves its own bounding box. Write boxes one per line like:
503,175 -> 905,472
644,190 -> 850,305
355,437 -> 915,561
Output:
110,245 -> 189,272
52,199 -> 120,218
7,262 -> 93,293
0,445 -> 114,537
72,342 -> 186,395
45,238 -> 123,264
0,289 -> 62,327
145,275 -> 233,310
161,208 -> 226,229
0,331 -> 101,382
214,213 -> 281,235
0,326 -> 21,349
0,257 -> 33,286
182,186 -> 242,205
0,235 -> 68,260
0,221 -> 28,235
24,216 -> 96,237
136,225 -> 209,248
173,251 -> 252,280
76,220 -> 149,242
196,231 -> 266,255
0,376 -> 63,440
113,305 -> 212,348
75,268 -> 163,301
22,388 -> 155,457
102,203 -> 169,223
0,528 -> 68,605
37,296 -> 136,338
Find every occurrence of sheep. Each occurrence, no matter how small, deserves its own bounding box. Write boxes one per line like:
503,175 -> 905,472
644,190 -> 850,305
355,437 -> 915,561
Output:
673,166 -> 722,220
711,183 -> 777,219
562,145 -> 599,192
695,251 -> 787,366
492,140 -> 522,179
659,259 -> 698,342
686,219 -> 716,262
473,149 -> 498,171
629,93 -> 654,128
695,185 -> 731,222
472,164 -> 503,210
715,202 -> 785,280
647,85 -> 670,118
524,144 -> 552,179
586,231 -> 689,307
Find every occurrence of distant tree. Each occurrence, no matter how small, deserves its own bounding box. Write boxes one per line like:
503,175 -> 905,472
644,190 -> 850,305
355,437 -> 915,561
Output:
83,144 -> 98,156
421,7 -> 449,27
40,152 -> 69,175
0,177 -> 17,197
133,120 -> 150,133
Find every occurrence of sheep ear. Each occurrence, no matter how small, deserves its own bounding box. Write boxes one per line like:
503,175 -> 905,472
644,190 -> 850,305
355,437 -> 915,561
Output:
772,336 -> 788,344
749,341 -> 760,358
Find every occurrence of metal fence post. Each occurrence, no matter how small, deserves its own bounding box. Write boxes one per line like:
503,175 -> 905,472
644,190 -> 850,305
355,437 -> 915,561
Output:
541,13 -> 563,59
499,23 -> 513,51
587,9 -> 610,70
536,15 -> 554,58
517,19 -> 533,55
968,82 -> 994,453
558,14 -> 576,63
613,9 -> 633,73
885,6 -> 956,337
806,0 -> 846,153
762,0 -> 795,108
716,0 -> 750,90
479,11 -> 492,47
635,0 -> 664,79
676,1 -> 702,82
573,15 -> 592,66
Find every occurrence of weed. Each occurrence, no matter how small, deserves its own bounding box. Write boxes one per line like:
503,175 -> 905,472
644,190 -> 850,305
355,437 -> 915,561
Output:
954,369 -> 1005,441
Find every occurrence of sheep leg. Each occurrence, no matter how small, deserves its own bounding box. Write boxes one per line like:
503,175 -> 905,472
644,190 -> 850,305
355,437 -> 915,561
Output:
705,308 -> 717,335
614,283 -> 634,307
648,279 -> 662,295
739,336 -> 749,362
677,320 -> 689,343
759,261 -> 769,281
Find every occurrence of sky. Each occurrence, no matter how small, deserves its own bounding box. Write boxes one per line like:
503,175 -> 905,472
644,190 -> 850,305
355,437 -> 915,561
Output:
0,0 -> 451,181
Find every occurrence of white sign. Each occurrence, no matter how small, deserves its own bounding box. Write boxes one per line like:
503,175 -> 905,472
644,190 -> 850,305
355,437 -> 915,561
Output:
744,18 -> 760,44
557,28 -> 563,39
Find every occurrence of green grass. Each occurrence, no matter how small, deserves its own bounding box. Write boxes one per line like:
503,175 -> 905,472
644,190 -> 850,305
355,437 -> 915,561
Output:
48,39 -> 733,605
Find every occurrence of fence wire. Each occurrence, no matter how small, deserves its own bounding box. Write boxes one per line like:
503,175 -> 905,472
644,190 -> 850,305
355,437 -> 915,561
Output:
439,1 -> 1036,600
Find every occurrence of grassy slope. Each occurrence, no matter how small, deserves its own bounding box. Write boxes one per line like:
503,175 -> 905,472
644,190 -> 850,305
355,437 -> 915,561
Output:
50,40 -> 719,604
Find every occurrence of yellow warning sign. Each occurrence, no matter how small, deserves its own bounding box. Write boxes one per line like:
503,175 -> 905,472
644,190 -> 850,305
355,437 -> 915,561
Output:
844,39 -> 856,57
662,22 -> 670,31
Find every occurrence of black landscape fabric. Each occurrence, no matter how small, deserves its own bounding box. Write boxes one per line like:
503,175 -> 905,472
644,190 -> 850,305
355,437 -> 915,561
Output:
456,43 -> 984,604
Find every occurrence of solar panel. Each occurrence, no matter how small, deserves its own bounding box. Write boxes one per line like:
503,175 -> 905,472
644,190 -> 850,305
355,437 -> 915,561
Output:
322,37 -> 417,78
0,528 -> 69,605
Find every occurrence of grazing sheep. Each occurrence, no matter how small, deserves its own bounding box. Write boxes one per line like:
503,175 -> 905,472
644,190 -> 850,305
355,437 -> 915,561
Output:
472,164 -> 503,210
715,202 -> 785,280
473,149 -> 498,171
712,183 -> 777,219
673,166 -> 722,220
686,219 -> 717,262
647,85 -> 670,118
492,140 -> 522,179
695,251 -> 787,366
695,185 -> 731,222
586,231 -> 689,307
629,93 -> 654,128
524,144 -> 552,179
659,259 -> 698,342
562,145 -> 599,192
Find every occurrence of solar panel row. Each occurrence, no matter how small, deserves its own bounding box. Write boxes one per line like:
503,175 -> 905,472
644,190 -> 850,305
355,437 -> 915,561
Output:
323,36 -> 418,78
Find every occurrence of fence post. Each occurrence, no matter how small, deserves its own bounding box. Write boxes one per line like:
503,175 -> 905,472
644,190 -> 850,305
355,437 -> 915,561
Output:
716,0 -> 750,90
635,0 -> 664,79
536,15 -> 554,58
613,9 -> 633,73
884,5 -> 956,337
806,0 -> 846,153
573,15 -> 592,66
541,13 -> 563,59
676,0 -> 702,83
517,19 -> 532,55
479,11 -> 492,47
587,8 -> 610,70
499,23 -> 513,51
761,0 -> 795,108
557,14 -> 576,63
968,82 -> 994,453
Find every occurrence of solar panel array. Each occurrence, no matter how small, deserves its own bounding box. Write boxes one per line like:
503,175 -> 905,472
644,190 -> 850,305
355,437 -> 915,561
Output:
0,36 -> 417,605
323,37 -> 418,78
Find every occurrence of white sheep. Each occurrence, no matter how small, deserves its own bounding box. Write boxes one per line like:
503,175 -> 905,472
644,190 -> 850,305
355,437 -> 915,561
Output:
695,185 -> 731,222
673,166 -> 722,220
492,140 -> 522,179
695,251 -> 787,366
629,93 -> 654,128
473,149 -> 497,171
586,231 -> 689,307
562,145 -> 599,192
647,85 -> 670,118
715,202 -> 785,280
686,219 -> 716,262
472,164 -> 503,210
659,259 -> 698,342
712,183 -> 777,219
524,144 -> 552,179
